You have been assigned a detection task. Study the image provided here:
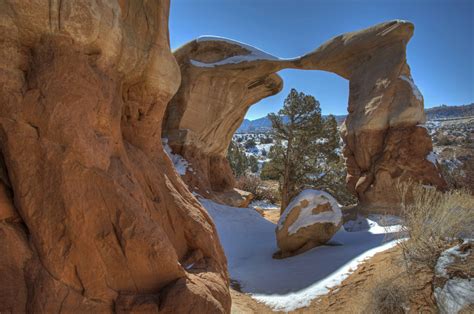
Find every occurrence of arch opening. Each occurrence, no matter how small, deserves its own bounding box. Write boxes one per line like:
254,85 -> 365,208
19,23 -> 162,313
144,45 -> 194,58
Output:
162,20 -> 446,212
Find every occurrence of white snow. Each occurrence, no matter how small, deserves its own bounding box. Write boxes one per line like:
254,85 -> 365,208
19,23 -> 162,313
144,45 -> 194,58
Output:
191,35 -> 279,68
435,278 -> 474,314
427,151 -> 438,167
250,200 -> 279,211
278,189 -> 342,235
400,75 -> 423,101
162,138 -> 189,175
344,214 -> 403,234
435,241 -> 471,278
201,198 -> 402,311
255,143 -> 274,154
434,241 -> 474,313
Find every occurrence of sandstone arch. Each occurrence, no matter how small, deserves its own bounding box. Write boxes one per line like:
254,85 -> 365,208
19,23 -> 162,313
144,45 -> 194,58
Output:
163,20 -> 446,211
0,1 -> 229,312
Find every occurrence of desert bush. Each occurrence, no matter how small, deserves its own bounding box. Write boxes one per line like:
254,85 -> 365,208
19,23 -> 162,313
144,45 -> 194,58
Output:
260,161 -> 280,180
236,175 -> 280,203
439,157 -> 474,194
397,182 -> 474,269
367,279 -> 408,314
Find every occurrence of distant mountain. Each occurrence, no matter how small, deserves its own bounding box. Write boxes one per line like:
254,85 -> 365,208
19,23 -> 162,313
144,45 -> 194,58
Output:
425,103 -> 474,120
237,115 -> 346,133
237,103 -> 474,133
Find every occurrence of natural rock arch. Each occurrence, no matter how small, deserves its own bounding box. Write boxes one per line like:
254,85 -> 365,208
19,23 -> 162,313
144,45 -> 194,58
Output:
163,20 -> 446,211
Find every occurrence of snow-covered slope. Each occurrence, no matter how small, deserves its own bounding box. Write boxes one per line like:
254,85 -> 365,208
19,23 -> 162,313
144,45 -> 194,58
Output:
201,198 -> 402,311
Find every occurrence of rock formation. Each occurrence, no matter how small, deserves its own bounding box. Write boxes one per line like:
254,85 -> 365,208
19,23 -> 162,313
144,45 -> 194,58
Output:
165,20 -> 446,211
0,1 -> 230,312
163,36 -> 287,206
274,190 -> 342,258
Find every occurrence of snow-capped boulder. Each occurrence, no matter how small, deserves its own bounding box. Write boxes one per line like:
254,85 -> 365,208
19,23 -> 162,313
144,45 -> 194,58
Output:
274,190 -> 342,258
434,240 -> 474,314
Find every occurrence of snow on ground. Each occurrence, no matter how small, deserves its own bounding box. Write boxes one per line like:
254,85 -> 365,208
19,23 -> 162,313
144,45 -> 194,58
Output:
427,151 -> 438,166
201,198 -> 402,311
344,214 -> 403,234
277,189 -> 341,235
434,240 -> 474,313
162,138 -> 190,175
256,143 -> 274,153
250,200 -> 279,211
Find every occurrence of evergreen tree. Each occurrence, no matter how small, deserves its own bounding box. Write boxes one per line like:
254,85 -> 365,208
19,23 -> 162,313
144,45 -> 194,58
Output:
267,88 -> 340,213
260,161 -> 280,180
248,155 -> 259,173
244,139 -> 257,150
227,140 -> 248,177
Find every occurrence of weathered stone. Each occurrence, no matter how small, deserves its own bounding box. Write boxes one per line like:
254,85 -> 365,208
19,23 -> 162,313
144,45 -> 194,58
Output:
0,1 -> 230,312
165,20 -> 445,211
274,190 -> 342,258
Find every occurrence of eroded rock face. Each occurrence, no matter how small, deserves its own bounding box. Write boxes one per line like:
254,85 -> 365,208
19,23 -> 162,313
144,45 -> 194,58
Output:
163,37 -> 286,206
0,1 -> 230,312
165,21 -> 445,211
274,190 -> 342,258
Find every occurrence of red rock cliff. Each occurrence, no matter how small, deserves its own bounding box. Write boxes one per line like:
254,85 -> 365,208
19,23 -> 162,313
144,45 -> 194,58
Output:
0,1 -> 230,312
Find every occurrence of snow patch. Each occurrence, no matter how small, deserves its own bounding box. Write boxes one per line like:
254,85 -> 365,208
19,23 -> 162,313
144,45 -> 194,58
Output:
278,190 -> 342,235
162,138 -> 189,175
400,75 -> 423,101
250,200 -> 279,211
344,215 -> 403,234
434,278 -> 474,314
434,241 -> 474,313
427,151 -> 438,167
435,241 -> 471,278
201,198 -> 402,311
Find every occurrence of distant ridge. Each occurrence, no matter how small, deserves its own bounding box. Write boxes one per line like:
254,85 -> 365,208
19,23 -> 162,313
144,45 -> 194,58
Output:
425,103 -> 474,120
237,103 -> 473,133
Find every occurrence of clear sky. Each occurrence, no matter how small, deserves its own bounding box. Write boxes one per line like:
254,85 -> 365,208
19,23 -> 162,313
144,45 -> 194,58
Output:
169,0 -> 473,120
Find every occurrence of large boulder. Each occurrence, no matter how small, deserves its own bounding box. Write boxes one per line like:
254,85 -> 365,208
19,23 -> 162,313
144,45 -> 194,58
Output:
164,20 -> 445,212
0,1 -> 230,312
274,190 -> 342,258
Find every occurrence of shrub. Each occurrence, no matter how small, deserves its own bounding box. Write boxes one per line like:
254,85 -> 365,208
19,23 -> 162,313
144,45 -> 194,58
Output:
236,175 -> 280,203
260,162 -> 280,180
367,279 -> 408,314
248,155 -> 259,173
439,158 -> 474,194
397,183 -> 474,269
244,139 -> 256,149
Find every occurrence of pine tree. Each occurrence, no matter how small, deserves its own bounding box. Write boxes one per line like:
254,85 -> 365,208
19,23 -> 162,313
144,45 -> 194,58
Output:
248,155 -> 259,173
227,140 -> 248,177
267,88 -> 340,213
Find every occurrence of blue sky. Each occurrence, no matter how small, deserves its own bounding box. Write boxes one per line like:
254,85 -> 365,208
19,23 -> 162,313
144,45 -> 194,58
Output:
170,0 -> 473,120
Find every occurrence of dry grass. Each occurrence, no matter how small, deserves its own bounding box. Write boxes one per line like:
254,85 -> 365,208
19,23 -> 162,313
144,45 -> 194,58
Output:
236,175 -> 280,203
367,278 -> 408,314
397,182 -> 474,269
